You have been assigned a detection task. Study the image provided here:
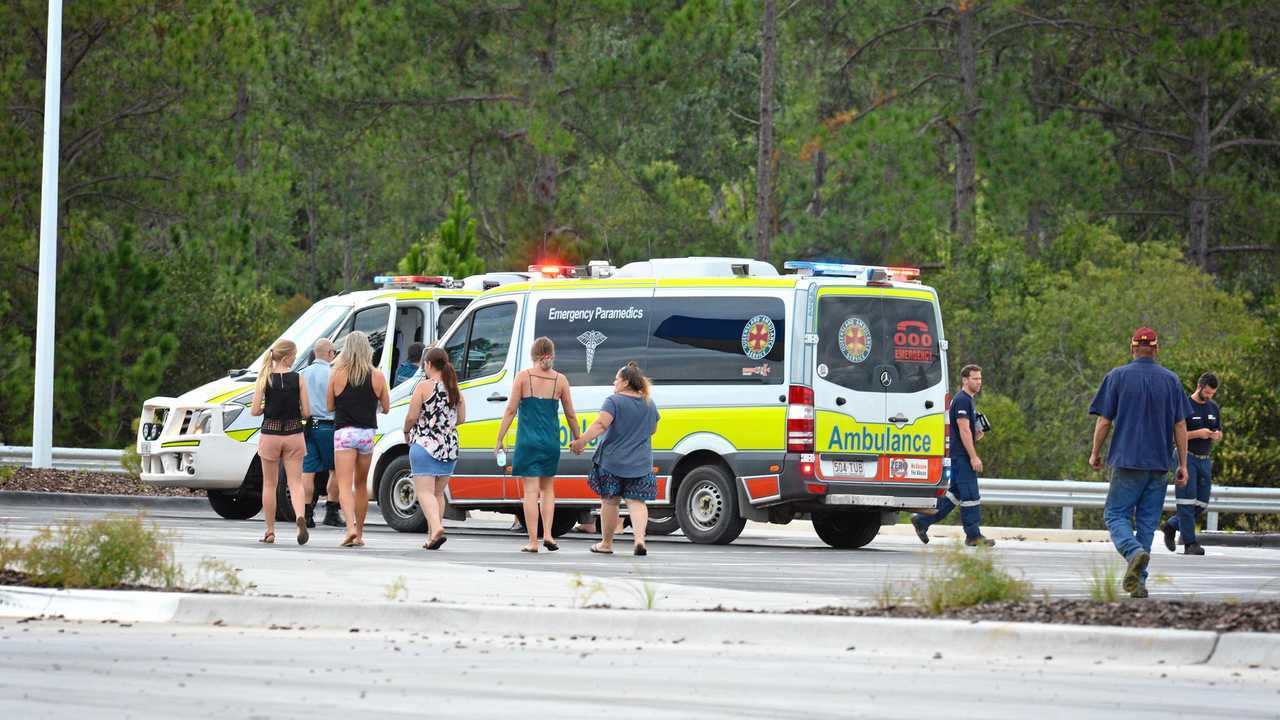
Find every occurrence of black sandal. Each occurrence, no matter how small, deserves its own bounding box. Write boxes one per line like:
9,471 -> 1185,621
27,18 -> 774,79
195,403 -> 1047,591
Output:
425,533 -> 448,550
634,544 -> 647,557
543,540 -> 559,551
590,543 -> 613,554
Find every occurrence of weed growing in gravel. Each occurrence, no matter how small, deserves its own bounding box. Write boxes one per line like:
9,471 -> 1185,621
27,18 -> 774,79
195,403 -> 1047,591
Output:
0,512 -> 245,593
193,558 -> 252,594
912,542 -> 1033,614
0,465 -> 17,485
624,577 -> 660,610
569,572 -> 607,608
1085,558 -> 1122,602
384,575 -> 409,601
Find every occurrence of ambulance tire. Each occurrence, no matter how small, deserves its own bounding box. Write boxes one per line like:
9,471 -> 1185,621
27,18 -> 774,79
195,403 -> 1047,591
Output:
812,510 -> 881,549
676,465 -> 746,545
378,454 -> 428,533
646,514 -> 680,536
208,488 -> 262,520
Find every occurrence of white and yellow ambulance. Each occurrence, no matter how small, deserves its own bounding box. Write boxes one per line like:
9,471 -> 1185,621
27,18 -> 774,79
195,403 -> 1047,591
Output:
367,257 -> 950,548
135,272 -> 526,520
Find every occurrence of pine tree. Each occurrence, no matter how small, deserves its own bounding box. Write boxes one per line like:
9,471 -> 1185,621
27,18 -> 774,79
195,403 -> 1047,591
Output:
397,191 -> 485,280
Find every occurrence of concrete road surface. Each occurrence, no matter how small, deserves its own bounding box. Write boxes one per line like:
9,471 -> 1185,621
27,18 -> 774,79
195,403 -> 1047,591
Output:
2,499 -> 1280,610
2,618 -> 1277,720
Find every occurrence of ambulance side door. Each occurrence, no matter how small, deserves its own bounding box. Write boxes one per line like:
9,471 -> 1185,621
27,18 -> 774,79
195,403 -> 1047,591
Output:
442,294 -> 524,504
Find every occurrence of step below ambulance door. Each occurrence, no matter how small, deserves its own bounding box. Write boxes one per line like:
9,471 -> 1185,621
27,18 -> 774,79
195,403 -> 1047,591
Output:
441,296 -> 523,503
812,288 -> 890,482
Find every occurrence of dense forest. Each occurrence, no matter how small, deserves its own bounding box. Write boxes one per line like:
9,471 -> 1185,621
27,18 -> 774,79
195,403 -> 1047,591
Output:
1,1 -> 1277,513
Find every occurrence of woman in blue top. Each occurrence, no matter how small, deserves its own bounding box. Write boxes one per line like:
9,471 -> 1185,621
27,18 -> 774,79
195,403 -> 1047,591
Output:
495,337 -> 580,553
571,361 -> 660,556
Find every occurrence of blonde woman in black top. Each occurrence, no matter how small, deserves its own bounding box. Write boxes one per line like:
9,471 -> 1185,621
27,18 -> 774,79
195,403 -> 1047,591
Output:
327,331 -> 391,547
249,339 -> 310,545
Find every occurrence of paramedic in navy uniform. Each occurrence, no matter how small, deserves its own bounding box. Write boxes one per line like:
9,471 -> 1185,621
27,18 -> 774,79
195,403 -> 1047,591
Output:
911,364 -> 993,547
1160,372 -> 1222,556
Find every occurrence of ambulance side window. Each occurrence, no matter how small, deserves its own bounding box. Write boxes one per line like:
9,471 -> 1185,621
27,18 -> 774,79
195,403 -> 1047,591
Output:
533,298 -> 651,386
334,304 -> 391,367
646,297 -> 785,384
444,302 -> 517,380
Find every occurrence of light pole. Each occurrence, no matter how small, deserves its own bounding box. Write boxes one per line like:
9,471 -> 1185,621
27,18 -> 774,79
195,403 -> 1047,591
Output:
31,0 -> 63,468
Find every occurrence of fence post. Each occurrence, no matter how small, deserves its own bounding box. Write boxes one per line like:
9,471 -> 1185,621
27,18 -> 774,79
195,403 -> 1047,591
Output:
1060,506 -> 1074,530
1207,511 -> 1218,532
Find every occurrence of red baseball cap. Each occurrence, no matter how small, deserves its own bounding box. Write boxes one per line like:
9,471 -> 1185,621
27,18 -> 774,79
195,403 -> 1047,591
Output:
1130,327 -> 1158,346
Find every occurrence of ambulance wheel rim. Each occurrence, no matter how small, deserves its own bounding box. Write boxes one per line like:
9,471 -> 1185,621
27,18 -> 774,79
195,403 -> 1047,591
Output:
688,479 -> 724,530
390,472 -> 418,517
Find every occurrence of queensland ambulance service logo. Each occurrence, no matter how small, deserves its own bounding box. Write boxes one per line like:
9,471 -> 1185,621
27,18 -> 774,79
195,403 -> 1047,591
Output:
839,317 -> 872,363
741,315 -> 776,361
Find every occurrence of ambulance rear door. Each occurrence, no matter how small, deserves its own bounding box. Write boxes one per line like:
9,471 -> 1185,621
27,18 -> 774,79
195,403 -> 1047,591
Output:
812,286 -> 889,481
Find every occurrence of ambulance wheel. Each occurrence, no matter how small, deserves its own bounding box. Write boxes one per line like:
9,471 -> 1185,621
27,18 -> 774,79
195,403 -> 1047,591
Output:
812,510 -> 881,549
378,454 -> 428,533
208,488 -> 262,520
646,513 -> 680,536
514,509 -> 578,538
676,464 -> 745,545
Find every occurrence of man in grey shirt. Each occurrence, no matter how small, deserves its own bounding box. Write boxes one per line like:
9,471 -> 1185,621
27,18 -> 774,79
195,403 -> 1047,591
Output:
300,339 -> 340,527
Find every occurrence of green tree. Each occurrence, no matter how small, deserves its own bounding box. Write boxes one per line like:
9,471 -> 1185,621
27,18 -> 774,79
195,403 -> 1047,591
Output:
397,191 -> 485,279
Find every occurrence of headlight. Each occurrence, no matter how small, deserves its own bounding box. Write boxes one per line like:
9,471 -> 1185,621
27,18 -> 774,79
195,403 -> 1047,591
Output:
222,404 -> 244,429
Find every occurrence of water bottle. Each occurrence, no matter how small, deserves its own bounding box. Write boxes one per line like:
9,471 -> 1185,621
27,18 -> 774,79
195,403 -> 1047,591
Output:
496,449 -> 507,468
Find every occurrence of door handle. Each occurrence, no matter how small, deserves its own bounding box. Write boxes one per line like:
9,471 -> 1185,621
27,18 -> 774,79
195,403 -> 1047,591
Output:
836,397 -> 846,406
487,393 -> 508,403
888,413 -> 909,424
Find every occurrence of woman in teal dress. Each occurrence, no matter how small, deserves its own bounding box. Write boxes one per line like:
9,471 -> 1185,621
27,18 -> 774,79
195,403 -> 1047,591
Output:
495,337 -> 580,552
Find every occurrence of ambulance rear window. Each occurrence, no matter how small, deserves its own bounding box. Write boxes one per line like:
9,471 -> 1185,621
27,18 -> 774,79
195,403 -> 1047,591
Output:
817,296 -> 941,394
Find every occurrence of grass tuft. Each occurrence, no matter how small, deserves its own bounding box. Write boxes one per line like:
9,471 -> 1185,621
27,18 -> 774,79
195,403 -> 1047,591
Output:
1085,557 -> 1122,602
911,541 -> 1033,615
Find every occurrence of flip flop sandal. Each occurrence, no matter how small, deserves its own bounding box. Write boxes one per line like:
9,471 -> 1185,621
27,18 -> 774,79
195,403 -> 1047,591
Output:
543,540 -> 560,551
259,532 -> 275,544
590,543 -> 613,555
521,546 -> 539,553
341,535 -> 359,547
296,517 -> 309,546
634,544 -> 647,556
425,534 -> 448,550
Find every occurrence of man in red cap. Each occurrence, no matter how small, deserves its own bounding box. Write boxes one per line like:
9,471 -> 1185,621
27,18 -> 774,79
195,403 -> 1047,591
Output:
1088,327 -> 1191,598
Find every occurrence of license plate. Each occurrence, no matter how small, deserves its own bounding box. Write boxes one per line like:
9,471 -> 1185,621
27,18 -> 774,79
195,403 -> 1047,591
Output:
827,460 -> 880,479
139,441 -> 153,456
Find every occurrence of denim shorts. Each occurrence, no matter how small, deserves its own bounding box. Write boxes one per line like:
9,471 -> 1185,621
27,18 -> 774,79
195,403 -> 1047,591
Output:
334,426 -> 376,455
409,443 -> 456,477
588,467 -> 657,501
303,423 -> 335,472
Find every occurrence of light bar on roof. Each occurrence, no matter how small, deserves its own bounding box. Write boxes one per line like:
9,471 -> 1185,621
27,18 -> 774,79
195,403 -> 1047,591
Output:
373,275 -> 457,288
784,260 -> 921,283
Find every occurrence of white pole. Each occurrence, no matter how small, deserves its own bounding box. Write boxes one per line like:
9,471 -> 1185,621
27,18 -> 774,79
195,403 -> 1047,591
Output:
31,0 -> 63,469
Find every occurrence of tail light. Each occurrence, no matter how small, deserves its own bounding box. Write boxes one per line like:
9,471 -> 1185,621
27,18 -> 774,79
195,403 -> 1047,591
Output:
943,392 -> 952,455
787,385 -> 815,453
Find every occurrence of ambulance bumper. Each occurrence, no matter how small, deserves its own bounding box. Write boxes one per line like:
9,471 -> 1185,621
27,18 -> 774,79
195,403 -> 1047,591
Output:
136,398 -> 257,490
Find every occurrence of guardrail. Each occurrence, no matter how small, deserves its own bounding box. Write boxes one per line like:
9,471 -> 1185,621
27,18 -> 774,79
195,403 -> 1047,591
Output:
979,478 -> 1280,531
1,446 -> 1277,532
0,445 -> 126,474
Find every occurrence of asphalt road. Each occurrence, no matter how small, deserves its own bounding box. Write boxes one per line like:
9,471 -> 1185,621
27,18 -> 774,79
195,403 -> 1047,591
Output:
3,618 -> 1277,720
2,499 -> 1278,609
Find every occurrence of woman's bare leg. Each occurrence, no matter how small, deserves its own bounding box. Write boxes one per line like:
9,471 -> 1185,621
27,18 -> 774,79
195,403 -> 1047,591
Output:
285,453 -> 307,519
260,457 -> 279,538
521,477 -> 540,550
539,476 -> 556,542
416,475 -> 442,541
599,498 -> 621,551
354,452 -> 372,541
334,449 -> 357,542
433,477 -> 449,536
626,499 -> 648,548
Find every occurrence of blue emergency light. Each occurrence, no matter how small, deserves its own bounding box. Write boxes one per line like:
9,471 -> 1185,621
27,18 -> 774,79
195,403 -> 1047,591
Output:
783,260 -> 921,283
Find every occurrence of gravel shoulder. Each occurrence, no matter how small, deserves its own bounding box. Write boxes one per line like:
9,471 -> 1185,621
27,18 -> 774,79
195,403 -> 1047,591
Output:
786,600 -> 1280,633
0,468 -> 202,497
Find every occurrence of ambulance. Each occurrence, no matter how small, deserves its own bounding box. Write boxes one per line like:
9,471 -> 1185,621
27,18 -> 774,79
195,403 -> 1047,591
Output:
135,272 -> 526,521
367,257 -> 951,548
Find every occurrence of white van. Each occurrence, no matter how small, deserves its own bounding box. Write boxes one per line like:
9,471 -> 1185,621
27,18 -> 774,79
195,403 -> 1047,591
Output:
136,273 -> 526,520
367,257 -> 951,548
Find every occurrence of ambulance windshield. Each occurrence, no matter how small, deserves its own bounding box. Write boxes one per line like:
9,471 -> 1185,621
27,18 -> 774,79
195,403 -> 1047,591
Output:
276,303 -> 352,370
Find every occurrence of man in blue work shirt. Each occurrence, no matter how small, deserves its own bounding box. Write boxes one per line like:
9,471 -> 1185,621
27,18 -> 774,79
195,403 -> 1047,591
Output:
1161,372 -> 1222,556
300,338 -> 340,528
1089,327 -> 1191,598
911,364 -> 994,547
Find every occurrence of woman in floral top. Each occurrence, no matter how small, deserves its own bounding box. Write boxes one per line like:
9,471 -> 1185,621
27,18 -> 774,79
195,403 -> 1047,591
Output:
403,347 -> 466,549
